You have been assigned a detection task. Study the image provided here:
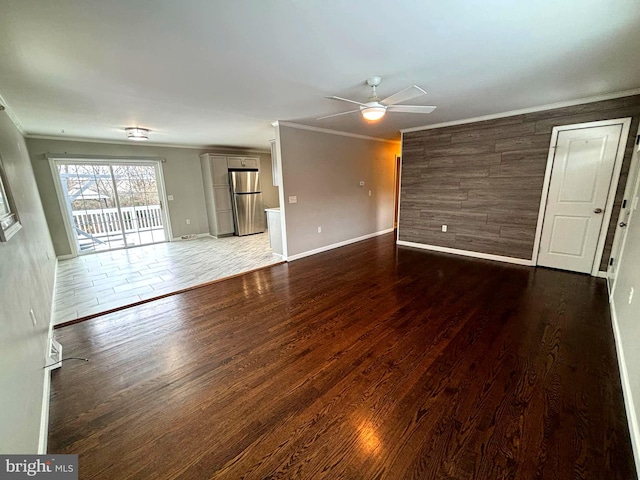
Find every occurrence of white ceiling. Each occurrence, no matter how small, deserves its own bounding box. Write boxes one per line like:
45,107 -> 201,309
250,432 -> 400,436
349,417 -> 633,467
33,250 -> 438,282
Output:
1,0 -> 639,149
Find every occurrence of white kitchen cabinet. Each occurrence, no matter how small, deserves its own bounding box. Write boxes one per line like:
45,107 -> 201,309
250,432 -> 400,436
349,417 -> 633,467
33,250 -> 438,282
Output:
213,186 -> 232,210
217,211 -> 235,235
227,156 -> 260,170
200,154 -> 235,237
211,156 -> 230,185
265,208 -> 283,256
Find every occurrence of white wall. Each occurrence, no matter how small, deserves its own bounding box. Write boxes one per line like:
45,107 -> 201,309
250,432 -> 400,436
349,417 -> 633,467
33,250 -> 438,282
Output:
26,138 -> 274,256
259,152 -> 280,209
0,113 -> 56,453
611,159 -> 640,473
277,125 -> 399,258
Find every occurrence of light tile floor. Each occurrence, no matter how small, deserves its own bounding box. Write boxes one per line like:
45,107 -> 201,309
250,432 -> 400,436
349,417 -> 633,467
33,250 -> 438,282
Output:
54,233 -> 281,325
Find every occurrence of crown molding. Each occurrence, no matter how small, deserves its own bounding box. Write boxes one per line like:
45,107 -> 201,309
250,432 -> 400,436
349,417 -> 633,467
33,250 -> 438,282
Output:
0,93 -> 27,135
24,134 -> 269,154
273,121 -> 400,144
400,88 -> 640,134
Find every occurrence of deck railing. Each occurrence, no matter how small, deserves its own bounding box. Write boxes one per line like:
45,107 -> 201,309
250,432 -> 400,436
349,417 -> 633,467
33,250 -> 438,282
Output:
72,205 -> 163,237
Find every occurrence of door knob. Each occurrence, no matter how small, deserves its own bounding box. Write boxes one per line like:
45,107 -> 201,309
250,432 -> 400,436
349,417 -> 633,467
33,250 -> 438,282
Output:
619,222 -> 627,227
594,208 -> 603,214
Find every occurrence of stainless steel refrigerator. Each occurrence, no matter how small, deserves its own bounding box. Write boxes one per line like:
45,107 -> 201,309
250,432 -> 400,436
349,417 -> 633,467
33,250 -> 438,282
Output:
229,170 -> 266,236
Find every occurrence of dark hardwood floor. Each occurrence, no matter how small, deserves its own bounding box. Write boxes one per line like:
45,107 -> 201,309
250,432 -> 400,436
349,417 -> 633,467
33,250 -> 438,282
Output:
48,233 -> 636,479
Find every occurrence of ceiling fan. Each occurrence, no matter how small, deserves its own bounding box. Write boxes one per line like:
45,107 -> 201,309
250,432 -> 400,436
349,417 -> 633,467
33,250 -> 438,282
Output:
319,77 -> 436,122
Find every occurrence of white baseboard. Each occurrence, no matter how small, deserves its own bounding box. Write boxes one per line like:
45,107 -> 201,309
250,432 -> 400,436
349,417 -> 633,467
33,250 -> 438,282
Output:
56,253 -> 74,260
171,233 -> 211,241
608,292 -> 640,476
287,228 -> 395,261
596,270 -> 608,279
39,258 -> 58,454
38,369 -> 52,454
396,240 -> 533,266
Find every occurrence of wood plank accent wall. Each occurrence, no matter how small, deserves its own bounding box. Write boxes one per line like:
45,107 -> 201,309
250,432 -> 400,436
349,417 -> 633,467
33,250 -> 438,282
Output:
399,94 -> 640,267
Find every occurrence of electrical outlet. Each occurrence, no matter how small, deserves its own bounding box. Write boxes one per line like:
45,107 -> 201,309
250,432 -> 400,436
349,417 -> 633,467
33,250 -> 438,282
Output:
317,226 -> 322,233
368,190 -> 372,196
167,195 -> 174,201
289,196 -> 297,204
48,337 -> 63,370
629,287 -> 635,305
441,225 -> 447,232
186,219 -> 191,225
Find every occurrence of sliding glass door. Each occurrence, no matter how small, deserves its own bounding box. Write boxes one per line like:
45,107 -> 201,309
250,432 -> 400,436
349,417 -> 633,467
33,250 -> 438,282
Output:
112,164 -> 166,248
54,159 -> 170,254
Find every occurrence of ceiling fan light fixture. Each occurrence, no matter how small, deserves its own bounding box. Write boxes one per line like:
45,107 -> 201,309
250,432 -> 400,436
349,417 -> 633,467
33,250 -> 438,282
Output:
361,105 -> 386,121
320,78 -> 435,122
126,127 -> 149,141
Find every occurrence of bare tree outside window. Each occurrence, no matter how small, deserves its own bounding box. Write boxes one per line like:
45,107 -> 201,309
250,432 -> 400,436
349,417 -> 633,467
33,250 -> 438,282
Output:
56,161 -> 165,252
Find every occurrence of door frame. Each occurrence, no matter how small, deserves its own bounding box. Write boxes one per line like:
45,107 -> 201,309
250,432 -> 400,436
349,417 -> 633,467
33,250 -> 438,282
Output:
393,154 -> 401,230
531,118 -> 632,276
608,125 -> 640,293
48,155 -> 173,258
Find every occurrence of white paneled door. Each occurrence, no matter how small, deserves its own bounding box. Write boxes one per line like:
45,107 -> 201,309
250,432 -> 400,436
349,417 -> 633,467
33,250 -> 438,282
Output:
537,122 -> 627,274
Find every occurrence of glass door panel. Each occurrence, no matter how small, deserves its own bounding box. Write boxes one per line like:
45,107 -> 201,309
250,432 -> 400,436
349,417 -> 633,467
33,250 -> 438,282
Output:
57,163 -> 125,252
55,160 -> 168,255
112,164 -> 166,247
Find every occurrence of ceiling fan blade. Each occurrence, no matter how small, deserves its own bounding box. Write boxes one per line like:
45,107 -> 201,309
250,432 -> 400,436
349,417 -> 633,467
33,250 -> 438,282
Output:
387,105 -> 437,114
326,96 -> 369,107
317,109 -> 360,120
381,85 -> 427,106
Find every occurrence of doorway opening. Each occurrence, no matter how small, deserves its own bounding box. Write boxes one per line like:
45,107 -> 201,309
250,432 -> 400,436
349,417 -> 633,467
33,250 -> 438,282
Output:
51,158 -> 171,255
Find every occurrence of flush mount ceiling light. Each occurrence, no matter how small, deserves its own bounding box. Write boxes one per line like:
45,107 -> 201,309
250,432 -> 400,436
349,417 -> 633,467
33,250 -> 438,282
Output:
125,127 -> 149,141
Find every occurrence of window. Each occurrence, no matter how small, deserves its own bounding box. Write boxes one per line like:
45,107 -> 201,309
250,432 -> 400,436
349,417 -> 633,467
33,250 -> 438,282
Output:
0,155 -> 22,241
